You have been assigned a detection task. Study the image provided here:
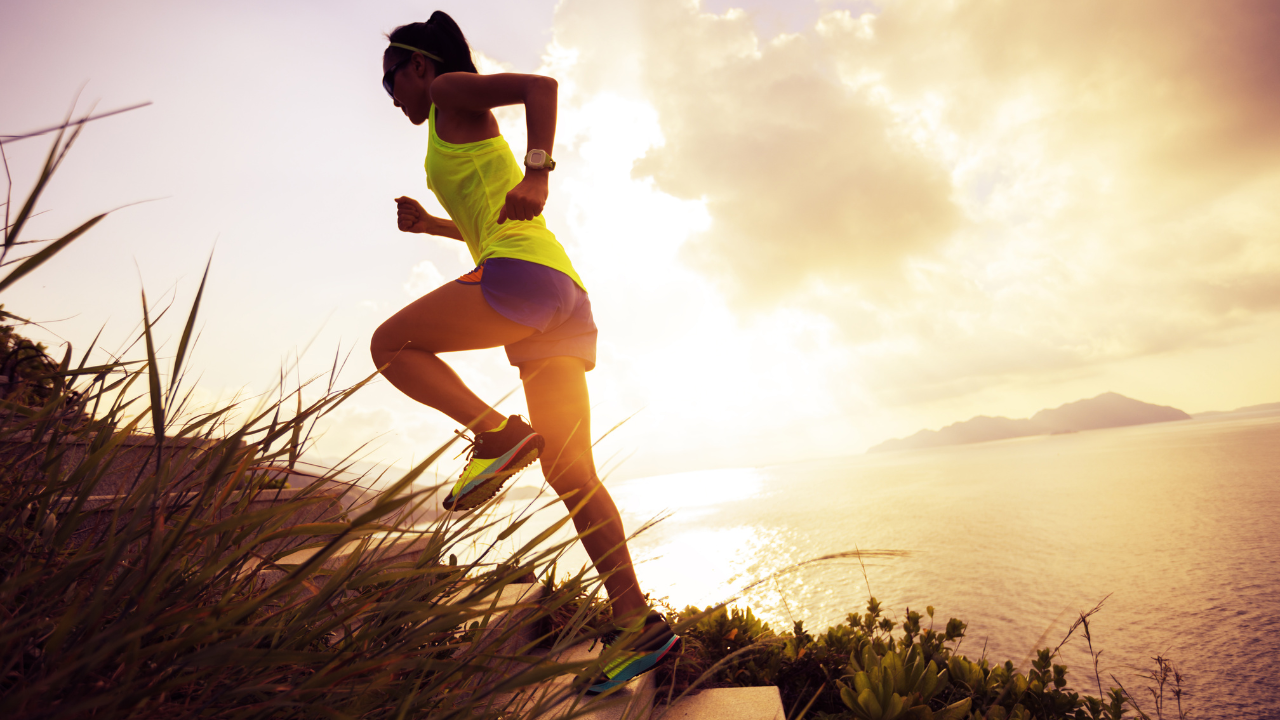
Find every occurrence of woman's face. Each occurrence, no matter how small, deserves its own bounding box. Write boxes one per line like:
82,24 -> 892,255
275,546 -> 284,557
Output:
383,52 -> 433,126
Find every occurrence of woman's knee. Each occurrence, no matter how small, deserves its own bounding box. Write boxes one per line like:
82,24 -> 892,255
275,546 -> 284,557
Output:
370,322 -> 408,369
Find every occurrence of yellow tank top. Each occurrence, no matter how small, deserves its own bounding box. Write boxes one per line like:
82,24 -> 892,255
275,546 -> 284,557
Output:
425,104 -> 585,290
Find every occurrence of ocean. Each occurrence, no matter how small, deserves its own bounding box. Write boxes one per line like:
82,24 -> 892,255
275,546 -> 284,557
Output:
594,410 -> 1280,717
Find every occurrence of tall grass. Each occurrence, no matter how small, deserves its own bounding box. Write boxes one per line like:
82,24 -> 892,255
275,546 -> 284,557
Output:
0,114 -> 626,720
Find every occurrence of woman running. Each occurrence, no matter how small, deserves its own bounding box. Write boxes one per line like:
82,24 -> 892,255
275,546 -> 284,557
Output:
369,12 -> 678,693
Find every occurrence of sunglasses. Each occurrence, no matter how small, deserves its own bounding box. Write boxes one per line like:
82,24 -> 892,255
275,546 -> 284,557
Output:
383,43 -> 445,99
382,56 -> 412,99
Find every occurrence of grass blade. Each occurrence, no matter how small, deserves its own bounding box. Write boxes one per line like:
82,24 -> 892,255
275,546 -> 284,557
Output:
168,250 -> 212,403
3,121 -> 66,249
0,101 -> 152,145
140,288 -> 165,450
0,213 -> 105,293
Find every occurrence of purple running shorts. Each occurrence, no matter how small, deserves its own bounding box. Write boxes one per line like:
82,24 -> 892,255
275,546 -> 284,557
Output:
456,257 -> 597,371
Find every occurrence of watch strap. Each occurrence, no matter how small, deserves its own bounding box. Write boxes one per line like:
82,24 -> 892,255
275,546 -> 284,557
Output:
524,149 -> 556,171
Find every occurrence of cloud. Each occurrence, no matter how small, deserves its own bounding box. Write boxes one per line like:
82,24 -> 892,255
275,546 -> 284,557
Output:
837,1 -> 1280,395
627,3 -> 961,306
860,1 -> 1280,199
547,0 -> 1280,409
403,259 -> 447,298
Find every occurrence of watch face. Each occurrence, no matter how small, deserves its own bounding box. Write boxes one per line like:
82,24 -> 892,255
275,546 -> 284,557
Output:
528,150 -> 545,165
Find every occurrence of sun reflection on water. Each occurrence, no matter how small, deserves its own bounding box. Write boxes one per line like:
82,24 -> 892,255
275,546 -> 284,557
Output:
607,468 -> 806,616
608,467 -> 767,518
632,525 -> 774,609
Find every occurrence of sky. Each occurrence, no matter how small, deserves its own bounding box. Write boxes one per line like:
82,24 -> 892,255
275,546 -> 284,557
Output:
3,0 -> 1279,479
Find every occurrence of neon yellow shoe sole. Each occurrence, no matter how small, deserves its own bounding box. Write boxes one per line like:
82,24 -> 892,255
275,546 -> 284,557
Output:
444,432 -> 543,512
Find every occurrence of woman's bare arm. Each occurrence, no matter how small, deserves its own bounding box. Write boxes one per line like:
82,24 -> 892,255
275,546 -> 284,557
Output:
430,73 -> 557,224
429,72 -> 557,152
425,215 -> 464,241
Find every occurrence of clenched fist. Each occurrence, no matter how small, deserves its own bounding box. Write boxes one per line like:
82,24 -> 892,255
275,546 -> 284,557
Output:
395,196 -> 431,233
497,173 -> 548,224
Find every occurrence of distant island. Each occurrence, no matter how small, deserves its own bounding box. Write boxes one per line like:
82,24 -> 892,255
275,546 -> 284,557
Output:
868,392 -> 1191,453
1191,401 -> 1280,418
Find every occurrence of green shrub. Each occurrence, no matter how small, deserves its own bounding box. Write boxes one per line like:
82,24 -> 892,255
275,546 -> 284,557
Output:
659,595 -> 1154,720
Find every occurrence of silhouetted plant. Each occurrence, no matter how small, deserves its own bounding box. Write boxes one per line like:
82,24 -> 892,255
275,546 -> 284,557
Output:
635,592 -> 1164,719
0,114 -> 620,720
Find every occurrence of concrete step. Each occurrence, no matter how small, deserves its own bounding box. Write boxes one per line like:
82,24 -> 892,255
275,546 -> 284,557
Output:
424,581 -> 552,705
490,632 -> 786,720
654,687 -> 785,720
269,530 -> 437,573
251,462 -> 447,527
243,530 -> 439,610
250,530 -> 438,587
466,582 -> 548,659
488,637 -> 659,720
1,432 -> 228,496
56,486 -> 349,557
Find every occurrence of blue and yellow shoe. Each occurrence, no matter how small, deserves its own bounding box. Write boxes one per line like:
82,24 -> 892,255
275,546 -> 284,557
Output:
443,415 -> 543,512
586,612 -> 682,695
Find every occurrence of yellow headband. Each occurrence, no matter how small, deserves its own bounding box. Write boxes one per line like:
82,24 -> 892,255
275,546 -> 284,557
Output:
388,42 -> 444,63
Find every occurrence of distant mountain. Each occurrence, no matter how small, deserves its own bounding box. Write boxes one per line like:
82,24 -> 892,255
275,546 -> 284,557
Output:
868,392 -> 1191,453
1192,401 -> 1280,418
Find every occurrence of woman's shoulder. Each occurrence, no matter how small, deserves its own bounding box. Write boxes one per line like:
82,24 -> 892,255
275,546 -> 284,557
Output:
430,72 -> 557,114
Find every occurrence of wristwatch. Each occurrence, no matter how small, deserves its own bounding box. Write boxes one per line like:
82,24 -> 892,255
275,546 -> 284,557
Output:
524,149 -> 556,171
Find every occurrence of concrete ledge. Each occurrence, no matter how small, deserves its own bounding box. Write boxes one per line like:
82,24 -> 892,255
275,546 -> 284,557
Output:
471,582 -> 548,656
526,639 -> 659,720
655,686 -> 785,720
57,486 -> 345,513
244,530 -> 439,605
1,432 -> 228,495
55,487 -> 349,556
270,530 -> 438,573
252,463 -> 447,527
441,583 -> 550,693
237,531 -> 443,643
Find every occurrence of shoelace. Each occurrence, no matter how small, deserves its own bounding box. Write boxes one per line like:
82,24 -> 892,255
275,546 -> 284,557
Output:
452,428 -> 484,461
450,417 -> 532,462
589,630 -> 619,653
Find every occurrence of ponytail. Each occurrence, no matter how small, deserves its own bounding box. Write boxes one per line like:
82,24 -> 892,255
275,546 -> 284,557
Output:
384,11 -> 478,75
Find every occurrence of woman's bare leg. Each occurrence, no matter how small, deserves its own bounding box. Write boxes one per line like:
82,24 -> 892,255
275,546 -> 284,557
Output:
521,356 -> 649,623
371,281 -> 535,432
374,288 -> 647,619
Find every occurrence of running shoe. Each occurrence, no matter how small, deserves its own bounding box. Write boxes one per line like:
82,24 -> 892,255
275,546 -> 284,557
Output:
444,415 -> 544,512
585,612 -> 682,695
